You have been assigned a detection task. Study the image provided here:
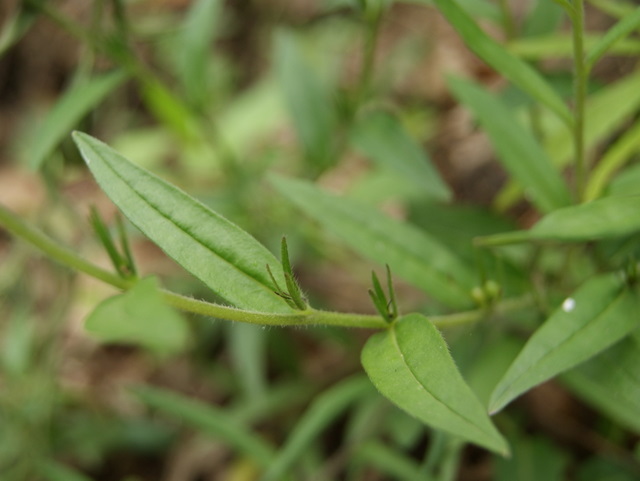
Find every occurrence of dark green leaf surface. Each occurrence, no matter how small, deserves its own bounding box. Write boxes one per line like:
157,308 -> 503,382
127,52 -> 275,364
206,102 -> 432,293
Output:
449,76 -> 571,213
489,273 -> 639,414
362,314 -> 509,455
433,0 -> 571,125
73,132 -> 292,313
350,111 -> 451,202
563,330 -> 640,434
478,195 -> 640,246
29,71 -> 127,169
85,277 -> 189,355
271,175 -> 475,309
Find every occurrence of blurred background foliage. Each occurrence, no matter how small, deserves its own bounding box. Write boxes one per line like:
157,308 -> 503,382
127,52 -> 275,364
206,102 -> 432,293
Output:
1,0 -> 640,480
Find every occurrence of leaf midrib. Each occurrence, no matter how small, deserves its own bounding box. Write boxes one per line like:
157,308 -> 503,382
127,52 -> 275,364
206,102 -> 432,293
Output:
389,322 -> 496,442
83,139 -> 286,309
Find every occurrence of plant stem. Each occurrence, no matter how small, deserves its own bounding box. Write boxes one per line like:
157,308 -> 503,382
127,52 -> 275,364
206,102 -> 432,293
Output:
571,0 -> 588,202
1,202 -> 534,330
0,204 -> 131,290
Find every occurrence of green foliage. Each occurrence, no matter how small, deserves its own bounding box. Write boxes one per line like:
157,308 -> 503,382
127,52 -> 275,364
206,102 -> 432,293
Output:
2,0 -> 640,478
362,313 -> 509,455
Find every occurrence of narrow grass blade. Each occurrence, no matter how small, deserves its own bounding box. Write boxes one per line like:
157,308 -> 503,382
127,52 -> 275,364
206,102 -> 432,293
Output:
274,30 -> 337,170
362,314 -> 509,455
85,277 -> 190,356
131,385 -> 275,466
489,273 -> 640,414
509,34 -> 640,60
260,376 -> 373,481
28,71 -> 127,169
350,111 -> 451,202
270,175 -> 475,309
177,0 -> 221,108
228,323 -> 267,397
353,441 -> 431,481
586,7 -> 640,68
477,195 -> 640,246
563,331 -> 640,434
0,4 -> 38,55
449,76 -> 571,213
585,119 -> 640,200
73,132 -> 292,313
433,0 -> 572,125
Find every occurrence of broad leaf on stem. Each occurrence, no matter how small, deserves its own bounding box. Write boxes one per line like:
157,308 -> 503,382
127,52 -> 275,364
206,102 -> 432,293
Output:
73,132 -> 292,314
489,273 -> 639,414
362,313 -> 509,455
85,277 -> 189,356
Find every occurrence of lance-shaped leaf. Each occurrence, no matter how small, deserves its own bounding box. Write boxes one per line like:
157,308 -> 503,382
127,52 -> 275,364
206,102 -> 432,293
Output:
489,273 -> 640,414
448,76 -> 571,213
433,0 -> 571,125
271,175 -> 475,309
477,195 -> 640,246
362,313 -> 509,455
73,132 -> 292,314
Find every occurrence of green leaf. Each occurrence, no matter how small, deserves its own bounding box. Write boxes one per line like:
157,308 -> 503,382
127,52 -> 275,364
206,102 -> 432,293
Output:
176,0 -> 222,108
0,3 -> 39,56
448,76 -> 571,213
73,132 -> 292,313
85,277 -> 190,355
489,273 -> 640,414
270,175 -> 475,309
131,385 -> 275,466
28,71 -> 127,169
477,195 -> 640,246
350,111 -> 451,202
586,7 -> 640,68
508,34 -> 640,60
274,30 -> 337,169
261,376 -> 373,481
362,313 -> 509,455
563,330 -> 640,434
432,0 -> 572,125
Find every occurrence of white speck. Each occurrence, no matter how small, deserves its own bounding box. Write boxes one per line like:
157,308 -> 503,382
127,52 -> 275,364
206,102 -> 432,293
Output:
562,298 -> 576,312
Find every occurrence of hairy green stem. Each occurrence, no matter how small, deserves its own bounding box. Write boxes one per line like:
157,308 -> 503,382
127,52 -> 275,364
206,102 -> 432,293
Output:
570,0 -> 588,201
0,204 -> 131,290
1,203 -> 532,330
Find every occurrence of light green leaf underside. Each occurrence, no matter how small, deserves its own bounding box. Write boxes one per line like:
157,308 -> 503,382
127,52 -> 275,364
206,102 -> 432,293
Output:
478,195 -> 640,245
73,132 -> 292,313
29,71 -> 127,170
271,175 -> 475,309
489,273 -> 639,414
350,111 -> 451,202
563,331 -> 640,434
432,0 -> 571,125
85,277 -> 189,355
448,76 -> 571,213
362,314 -> 509,455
